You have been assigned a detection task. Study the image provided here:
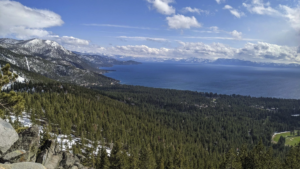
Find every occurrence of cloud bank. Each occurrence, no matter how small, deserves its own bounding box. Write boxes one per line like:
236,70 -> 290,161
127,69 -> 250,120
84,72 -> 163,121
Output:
62,40 -> 300,64
0,0 -> 90,47
243,0 -> 300,31
0,0 -> 64,38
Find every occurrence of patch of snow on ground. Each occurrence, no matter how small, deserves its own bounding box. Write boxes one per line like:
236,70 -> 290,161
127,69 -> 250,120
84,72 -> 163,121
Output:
5,57 -> 16,65
25,57 -> 30,71
2,74 -> 26,90
6,112 -> 111,156
16,76 -> 25,83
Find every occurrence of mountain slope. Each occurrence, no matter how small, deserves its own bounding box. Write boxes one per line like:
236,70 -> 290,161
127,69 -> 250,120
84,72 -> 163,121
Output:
0,38 -> 73,59
0,38 -> 140,69
74,52 -> 141,67
0,47 -> 118,86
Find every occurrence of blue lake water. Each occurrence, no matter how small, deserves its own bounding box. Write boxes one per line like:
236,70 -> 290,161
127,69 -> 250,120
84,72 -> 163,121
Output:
102,63 -> 300,99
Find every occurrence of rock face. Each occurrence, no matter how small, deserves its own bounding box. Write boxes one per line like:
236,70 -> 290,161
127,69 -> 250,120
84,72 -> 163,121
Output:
0,162 -> 47,169
36,139 -> 62,169
2,150 -> 26,161
4,125 -> 40,163
36,140 -> 90,169
0,119 -> 19,155
0,118 -> 92,169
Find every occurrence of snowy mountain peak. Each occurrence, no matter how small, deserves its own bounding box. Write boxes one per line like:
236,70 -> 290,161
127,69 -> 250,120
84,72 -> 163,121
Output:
0,38 -> 20,44
0,38 -> 73,59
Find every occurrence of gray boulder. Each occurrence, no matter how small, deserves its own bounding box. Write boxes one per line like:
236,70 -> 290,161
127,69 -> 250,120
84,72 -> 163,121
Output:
36,139 -> 92,169
75,154 -> 86,162
4,125 -> 40,162
59,152 -> 77,168
0,162 -> 47,169
2,150 -> 26,161
0,118 -> 19,155
36,139 -> 62,169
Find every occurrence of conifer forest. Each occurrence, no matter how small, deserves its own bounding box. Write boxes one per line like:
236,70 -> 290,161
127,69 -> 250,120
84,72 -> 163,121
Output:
3,80 -> 300,169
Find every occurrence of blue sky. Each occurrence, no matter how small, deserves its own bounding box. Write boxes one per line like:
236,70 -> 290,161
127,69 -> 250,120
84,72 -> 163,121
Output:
0,0 -> 300,63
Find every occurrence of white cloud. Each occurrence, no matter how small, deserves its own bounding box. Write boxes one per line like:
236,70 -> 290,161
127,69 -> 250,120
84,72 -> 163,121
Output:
166,14 -> 201,29
181,7 -> 209,15
193,26 -> 221,33
118,36 -> 168,42
0,0 -> 64,38
210,26 -> 220,33
223,5 -> 245,18
183,36 -> 257,41
83,24 -> 157,30
62,39 -> 299,64
230,30 -> 242,39
58,36 -> 89,46
147,0 -> 175,15
279,5 -> 300,31
194,27 -> 246,40
242,0 -> 281,16
243,0 -> 300,32
216,0 -> 225,4
237,42 -> 299,63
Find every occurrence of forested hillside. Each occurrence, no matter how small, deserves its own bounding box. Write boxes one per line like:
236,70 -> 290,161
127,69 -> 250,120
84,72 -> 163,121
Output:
4,81 -> 300,168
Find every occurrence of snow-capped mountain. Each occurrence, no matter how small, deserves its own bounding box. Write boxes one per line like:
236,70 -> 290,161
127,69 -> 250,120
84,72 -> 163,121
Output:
0,38 -> 121,86
0,38 -> 74,60
74,52 -> 141,67
0,38 -> 140,68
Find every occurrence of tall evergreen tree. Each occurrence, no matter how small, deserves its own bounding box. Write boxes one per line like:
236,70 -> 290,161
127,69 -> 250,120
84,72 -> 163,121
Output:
0,64 -> 24,119
99,147 -> 110,169
139,144 -> 156,169
109,141 -> 122,169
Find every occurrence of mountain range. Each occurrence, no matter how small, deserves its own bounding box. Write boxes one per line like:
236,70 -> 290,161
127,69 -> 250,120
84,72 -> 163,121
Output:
0,38 -> 140,86
110,55 -> 300,68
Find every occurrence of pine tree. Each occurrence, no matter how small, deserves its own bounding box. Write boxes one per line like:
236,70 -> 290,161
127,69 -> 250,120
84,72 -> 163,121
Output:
109,141 -> 122,169
0,64 -> 24,119
219,148 -> 242,169
129,151 -> 139,169
157,156 -> 165,169
165,155 -> 174,169
283,143 -> 300,168
99,146 -> 110,169
173,145 -> 183,169
139,144 -> 156,169
40,124 -> 52,146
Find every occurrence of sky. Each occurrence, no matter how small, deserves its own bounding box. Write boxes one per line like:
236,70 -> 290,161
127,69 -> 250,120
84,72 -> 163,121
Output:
0,0 -> 300,64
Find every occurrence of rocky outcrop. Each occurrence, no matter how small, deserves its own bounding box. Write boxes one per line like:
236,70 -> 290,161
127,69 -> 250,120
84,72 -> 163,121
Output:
0,118 -> 93,169
3,125 -> 40,163
0,162 -> 46,169
36,139 -> 62,169
36,140 -> 91,169
2,150 -> 26,161
0,118 -> 19,155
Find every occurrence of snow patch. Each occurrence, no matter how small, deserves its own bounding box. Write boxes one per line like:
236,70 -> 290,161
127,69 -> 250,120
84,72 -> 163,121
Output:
25,57 -> 30,71
16,76 -> 25,83
27,39 -> 42,45
6,112 -> 111,156
45,40 -> 52,45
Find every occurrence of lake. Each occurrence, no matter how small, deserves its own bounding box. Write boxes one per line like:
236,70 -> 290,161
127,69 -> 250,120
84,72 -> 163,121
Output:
102,63 -> 300,99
